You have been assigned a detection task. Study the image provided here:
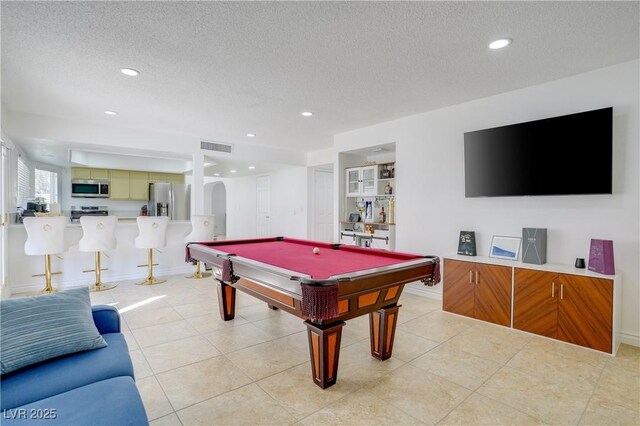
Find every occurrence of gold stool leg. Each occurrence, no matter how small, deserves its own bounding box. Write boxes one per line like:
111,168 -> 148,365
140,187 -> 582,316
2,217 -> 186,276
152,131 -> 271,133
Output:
42,254 -> 57,294
185,261 -> 212,279
136,249 -> 166,285
90,252 -> 117,292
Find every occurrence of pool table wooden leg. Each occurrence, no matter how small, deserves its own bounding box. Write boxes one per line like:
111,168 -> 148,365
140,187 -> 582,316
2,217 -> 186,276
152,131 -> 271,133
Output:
305,320 -> 345,389
217,281 -> 236,321
369,305 -> 400,361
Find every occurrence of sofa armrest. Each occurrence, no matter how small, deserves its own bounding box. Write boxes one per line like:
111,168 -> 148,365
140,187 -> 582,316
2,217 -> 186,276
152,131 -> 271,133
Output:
92,305 -> 121,334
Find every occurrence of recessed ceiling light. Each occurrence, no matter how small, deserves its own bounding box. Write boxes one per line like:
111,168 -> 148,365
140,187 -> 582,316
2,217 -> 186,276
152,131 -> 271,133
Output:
489,38 -> 512,50
246,133 -> 256,137
230,170 -> 237,173
248,166 -> 255,170
301,111 -> 313,117
214,173 -> 221,177
104,111 -> 118,115
121,68 -> 140,76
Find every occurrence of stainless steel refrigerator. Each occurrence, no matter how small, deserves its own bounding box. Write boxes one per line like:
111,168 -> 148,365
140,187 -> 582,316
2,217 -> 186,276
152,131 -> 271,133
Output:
148,183 -> 191,220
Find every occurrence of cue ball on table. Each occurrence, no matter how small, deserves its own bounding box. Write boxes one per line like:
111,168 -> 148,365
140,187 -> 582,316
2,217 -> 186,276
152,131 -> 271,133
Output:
313,247 -> 320,255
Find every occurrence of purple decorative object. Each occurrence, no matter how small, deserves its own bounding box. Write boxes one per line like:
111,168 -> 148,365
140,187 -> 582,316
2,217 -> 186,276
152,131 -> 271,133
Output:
588,239 -> 615,275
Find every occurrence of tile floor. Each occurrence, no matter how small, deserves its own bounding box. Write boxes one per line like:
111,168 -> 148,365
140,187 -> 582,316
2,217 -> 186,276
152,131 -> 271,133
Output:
81,275 -> 640,425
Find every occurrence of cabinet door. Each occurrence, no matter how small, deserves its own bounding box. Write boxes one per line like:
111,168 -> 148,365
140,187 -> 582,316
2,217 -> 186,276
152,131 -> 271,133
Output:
443,259 -> 475,319
149,172 -> 168,183
90,169 -> 109,179
558,275 -> 612,352
474,264 -> 512,327
109,170 -> 130,199
129,171 -> 149,200
513,269 -> 558,338
72,168 -> 91,179
361,166 -> 377,195
167,173 -> 185,184
346,168 -> 361,196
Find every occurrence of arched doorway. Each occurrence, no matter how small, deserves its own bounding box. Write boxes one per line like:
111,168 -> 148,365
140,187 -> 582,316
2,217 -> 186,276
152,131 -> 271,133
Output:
204,181 -> 227,239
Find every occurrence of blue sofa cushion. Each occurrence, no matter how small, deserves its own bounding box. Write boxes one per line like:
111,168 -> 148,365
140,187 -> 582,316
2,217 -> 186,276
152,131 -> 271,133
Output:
1,287 -> 107,375
0,333 -> 133,411
1,376 -> 148,425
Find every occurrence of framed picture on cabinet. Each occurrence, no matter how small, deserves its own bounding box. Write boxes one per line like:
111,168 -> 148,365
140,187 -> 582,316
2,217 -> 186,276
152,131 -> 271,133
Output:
489,236 -> 521,260
457,231 -> 477,256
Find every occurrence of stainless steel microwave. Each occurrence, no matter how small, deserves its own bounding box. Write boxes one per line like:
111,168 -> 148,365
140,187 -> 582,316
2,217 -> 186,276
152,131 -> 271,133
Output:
71,179 -> 110,198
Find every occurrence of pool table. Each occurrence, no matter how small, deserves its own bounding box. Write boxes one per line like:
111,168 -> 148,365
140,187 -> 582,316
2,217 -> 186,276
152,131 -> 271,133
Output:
186,237 -> 440,388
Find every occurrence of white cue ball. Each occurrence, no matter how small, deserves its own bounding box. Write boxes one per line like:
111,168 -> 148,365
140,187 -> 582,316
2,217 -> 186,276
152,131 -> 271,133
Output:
313,247 -> 320,255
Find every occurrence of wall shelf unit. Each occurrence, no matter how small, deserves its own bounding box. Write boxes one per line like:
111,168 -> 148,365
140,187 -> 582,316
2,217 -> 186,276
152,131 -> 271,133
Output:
341,161 -> 396,250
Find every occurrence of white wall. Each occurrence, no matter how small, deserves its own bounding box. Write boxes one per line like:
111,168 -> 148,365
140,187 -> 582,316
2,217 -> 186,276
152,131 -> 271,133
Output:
334,60 -> 640,345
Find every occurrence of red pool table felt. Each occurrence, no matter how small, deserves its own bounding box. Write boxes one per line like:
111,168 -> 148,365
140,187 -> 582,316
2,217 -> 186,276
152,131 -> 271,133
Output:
208,238 -> 422,280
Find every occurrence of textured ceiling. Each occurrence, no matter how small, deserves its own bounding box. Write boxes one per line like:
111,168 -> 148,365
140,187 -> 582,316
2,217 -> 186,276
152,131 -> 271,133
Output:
1,1 -> 639,155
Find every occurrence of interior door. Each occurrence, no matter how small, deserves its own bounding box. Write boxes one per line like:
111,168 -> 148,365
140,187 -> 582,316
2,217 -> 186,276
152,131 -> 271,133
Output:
513,269 -> 558,338
313,169 -> 334,242
0,142 -> 8,292
256,176 -> 271,237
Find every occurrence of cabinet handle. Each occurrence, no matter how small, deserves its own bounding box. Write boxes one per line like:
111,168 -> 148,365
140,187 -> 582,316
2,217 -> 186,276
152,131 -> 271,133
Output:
551,282 -> 555,298
560,284 -> 564,300
469,271 -> 473,284
475,271 -> 479,285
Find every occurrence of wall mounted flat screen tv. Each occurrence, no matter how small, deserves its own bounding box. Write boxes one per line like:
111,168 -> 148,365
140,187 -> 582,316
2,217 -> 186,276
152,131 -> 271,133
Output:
464,107 -> 612,197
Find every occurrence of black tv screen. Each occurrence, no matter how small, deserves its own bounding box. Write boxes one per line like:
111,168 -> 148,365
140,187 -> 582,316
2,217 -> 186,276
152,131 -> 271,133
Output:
464,107 -> 613,197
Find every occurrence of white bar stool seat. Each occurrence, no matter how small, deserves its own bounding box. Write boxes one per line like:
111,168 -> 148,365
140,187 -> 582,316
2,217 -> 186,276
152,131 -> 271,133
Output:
79,216 -> 118,292
184,214 -> 215,279
23,216 -> 68,293
135,216 -> 169,285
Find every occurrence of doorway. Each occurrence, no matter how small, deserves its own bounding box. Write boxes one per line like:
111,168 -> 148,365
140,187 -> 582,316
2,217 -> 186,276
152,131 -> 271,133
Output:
204,181 -> 227,239
256,175 -> 271,237
312,168 -> 334,242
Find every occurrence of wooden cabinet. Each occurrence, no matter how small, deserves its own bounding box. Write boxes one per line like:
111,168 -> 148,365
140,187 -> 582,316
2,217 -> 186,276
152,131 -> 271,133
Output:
514,268 -> 613,352
71,168 -> 110,179
443,259 -> 511,327
90,169 -> 109,179
109,170 -> 130,199
129,171 -> 149,200
514,269 -> 558,338
72,168 -> 91,179
149,172 -> 184,184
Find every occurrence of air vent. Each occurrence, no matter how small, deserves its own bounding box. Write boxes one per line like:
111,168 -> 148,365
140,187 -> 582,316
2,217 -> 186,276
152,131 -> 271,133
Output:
201,141 -> 233,153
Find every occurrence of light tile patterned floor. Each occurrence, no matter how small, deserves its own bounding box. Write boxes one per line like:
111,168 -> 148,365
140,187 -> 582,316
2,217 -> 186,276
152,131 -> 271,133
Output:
83,275 -> 639,425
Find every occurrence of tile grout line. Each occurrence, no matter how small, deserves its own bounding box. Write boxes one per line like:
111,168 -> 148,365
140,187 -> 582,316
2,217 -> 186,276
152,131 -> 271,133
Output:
472,339 -> 547,423
576,352 -> 609,425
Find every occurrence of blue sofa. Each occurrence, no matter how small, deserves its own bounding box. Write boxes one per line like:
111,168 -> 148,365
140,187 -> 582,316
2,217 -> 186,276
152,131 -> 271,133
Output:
1,305 -> 148,425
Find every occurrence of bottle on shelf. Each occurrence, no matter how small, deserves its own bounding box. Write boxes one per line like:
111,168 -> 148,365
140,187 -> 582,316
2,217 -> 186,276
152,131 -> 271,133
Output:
379,206 -> 386,223
388,199 -> 395,224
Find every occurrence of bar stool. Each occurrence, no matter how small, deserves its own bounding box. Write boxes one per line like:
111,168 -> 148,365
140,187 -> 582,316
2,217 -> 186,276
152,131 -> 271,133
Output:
23,216 -> 68,294
135,216 -> 169,285
79,216 -> 118,292
184,214 -> 215,279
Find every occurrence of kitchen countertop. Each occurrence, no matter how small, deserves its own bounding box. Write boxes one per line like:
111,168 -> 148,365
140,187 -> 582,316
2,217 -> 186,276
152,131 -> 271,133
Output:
8,219 -> 191,229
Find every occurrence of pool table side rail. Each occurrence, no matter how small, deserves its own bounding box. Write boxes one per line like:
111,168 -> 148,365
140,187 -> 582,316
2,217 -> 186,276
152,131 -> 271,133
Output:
187,242 -> 438,289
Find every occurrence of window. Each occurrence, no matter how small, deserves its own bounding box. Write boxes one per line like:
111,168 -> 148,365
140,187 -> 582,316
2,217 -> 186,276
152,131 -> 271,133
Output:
35,168 -> 58,204
17,156 -> 32,208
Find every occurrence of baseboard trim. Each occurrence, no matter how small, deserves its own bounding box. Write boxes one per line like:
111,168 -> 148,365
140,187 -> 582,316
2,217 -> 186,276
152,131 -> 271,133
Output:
404,283 -> 442,301
10,266 -> 194,295
620,330 -> 640,347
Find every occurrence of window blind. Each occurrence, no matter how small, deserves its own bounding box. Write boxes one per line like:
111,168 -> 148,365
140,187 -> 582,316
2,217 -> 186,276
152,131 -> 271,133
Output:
17,156 -> 32,208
